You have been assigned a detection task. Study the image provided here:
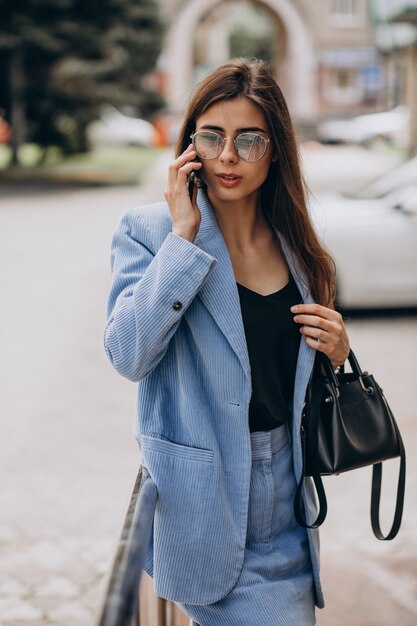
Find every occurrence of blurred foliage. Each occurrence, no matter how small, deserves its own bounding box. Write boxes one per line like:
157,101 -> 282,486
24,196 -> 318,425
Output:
0,0 -> 164,161
0,143 -> 160,185
230,25 -> 275,65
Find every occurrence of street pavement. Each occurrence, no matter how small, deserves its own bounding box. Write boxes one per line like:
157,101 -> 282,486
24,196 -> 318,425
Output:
0,144 -> 416,626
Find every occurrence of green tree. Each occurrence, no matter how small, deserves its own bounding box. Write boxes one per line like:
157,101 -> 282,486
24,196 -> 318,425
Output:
0,0 -> 164,164
230,25 -> 275,66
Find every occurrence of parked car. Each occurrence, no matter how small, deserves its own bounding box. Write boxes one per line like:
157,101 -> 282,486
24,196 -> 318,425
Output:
316,106 -> 409,148
87,105 -> 157,148
310,156 -> 417,309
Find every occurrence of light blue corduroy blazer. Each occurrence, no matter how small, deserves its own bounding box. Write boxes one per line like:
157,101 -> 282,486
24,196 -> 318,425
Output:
104,190 -> 323,608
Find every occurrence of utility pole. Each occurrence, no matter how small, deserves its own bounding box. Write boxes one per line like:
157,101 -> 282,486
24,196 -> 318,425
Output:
406,38 -> 417,155
388,4 -> 417,156
9,51 -> 27,166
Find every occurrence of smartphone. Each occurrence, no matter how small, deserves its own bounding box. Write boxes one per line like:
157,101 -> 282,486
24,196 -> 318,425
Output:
188,158 -> 200,200
188,171 -> 197,200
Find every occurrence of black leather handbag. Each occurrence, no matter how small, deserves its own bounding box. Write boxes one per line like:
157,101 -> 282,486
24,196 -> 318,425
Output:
294,350 -> 406,540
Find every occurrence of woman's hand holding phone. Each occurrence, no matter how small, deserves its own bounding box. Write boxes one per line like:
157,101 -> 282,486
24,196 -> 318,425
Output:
165,145 -> 203,243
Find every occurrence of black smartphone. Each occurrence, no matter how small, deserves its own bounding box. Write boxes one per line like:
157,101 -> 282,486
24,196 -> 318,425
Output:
188,171 -> 197,200
188,157 -> 200,200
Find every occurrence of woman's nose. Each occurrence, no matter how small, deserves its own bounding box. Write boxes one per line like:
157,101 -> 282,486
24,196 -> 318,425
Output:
219,137 -> 238,163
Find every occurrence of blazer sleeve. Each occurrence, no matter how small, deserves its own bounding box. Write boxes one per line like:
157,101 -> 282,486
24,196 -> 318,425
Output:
104,208 -> 217,381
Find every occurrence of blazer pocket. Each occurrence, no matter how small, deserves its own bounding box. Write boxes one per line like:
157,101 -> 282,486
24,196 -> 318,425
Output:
141,434 -> 214,464
139,434 -> 241,604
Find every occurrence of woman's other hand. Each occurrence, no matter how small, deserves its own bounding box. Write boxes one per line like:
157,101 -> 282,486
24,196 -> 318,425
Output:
165,145 -> 203,242
291,304 -> 350,368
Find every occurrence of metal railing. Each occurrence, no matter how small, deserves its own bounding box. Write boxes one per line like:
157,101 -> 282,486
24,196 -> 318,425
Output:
95,467 -> 156,626
95,467 -> 198,626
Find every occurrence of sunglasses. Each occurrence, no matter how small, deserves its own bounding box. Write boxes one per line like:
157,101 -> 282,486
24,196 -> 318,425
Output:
190,131 -> 270,162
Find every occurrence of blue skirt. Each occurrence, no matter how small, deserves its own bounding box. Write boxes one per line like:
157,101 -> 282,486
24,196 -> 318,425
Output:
177,424 -> 316,625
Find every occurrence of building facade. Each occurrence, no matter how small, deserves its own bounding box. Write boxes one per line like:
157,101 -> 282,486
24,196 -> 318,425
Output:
156,0 -> 386,121
374,0 -> 417,153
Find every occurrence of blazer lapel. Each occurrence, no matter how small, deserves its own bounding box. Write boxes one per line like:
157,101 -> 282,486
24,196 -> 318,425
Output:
193,191 -> 316,409
194,191 -> 251,381
276,232 -> 316,475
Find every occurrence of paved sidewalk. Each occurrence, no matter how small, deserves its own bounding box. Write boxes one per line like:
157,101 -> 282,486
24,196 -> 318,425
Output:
1,145 -> 415,626
0,152 -> 170,626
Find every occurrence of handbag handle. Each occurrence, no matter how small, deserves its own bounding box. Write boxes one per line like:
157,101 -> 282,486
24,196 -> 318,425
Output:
320,349 -> 364,385
320,350 -> 376,397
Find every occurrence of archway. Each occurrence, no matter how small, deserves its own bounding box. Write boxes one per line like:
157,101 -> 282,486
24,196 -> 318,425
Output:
161,0 -> 316,120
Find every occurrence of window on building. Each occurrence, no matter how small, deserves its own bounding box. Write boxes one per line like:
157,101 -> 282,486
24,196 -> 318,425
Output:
322,66 -> 361,105
330,0 -> 365,26
333,0 -> 354,16
336,68 -> 350,89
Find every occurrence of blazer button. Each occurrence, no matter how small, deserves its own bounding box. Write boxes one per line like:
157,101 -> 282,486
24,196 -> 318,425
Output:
172,300 -> 182,311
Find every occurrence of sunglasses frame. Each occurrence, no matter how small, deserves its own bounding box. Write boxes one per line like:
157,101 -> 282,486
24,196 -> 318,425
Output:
190,131 -> 271,162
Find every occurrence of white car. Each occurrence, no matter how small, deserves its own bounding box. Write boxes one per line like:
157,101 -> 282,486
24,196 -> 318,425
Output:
310,156 -> 417,309
87,105 -> 157,148
316,106 -> 410,148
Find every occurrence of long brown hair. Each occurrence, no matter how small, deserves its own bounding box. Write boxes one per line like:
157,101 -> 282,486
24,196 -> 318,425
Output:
176,58 -> 335,307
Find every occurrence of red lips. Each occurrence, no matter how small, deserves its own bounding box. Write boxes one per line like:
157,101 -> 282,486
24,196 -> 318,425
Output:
215,173 -> 243,188
216,172 -> 242,180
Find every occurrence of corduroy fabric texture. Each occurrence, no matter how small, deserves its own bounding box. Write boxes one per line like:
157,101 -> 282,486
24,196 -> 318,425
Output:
177,425 -> 316,626
104,190 -> 323,607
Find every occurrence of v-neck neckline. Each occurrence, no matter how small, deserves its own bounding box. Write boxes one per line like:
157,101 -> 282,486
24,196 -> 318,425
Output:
236,277 -> 292,298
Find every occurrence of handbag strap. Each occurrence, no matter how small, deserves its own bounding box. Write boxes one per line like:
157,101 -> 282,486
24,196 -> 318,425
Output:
293,379 -> 328,529
370,419 -> 406,540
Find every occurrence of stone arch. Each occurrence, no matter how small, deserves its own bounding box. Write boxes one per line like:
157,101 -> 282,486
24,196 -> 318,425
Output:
161,0 -> 316,119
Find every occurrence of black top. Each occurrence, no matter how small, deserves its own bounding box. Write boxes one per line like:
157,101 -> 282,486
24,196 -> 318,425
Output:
237,275 -> 302,432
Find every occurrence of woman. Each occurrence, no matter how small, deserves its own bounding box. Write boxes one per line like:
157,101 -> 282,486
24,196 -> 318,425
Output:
105,59 -> 350,625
